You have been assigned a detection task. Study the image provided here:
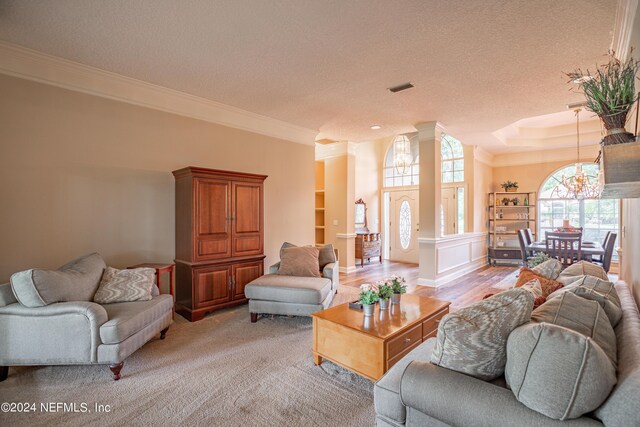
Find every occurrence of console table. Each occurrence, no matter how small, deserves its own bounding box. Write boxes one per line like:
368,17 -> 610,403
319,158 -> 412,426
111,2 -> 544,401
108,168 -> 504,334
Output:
355,232 -> 382,267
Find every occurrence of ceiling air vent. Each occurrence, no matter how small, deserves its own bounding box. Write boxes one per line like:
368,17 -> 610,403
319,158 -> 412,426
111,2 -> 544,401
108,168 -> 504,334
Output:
388,82 -> 414,93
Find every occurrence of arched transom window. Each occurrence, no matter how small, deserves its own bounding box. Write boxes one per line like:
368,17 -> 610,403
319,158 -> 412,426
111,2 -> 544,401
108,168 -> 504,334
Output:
539,163 -> 619,248
441,134 -> 464,183
384,136 -> 419,187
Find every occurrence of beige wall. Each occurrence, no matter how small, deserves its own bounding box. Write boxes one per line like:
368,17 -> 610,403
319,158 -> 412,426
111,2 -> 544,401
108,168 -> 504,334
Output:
0,74 -> 314,281
473,158 -> 493,232
355,139 -> 386,233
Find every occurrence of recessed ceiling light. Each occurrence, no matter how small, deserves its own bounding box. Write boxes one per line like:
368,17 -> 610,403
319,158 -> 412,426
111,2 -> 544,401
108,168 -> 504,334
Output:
370,125 -> 381,130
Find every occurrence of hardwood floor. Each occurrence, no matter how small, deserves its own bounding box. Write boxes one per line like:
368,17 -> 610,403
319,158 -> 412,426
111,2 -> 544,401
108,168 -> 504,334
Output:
340,261 -> 517,310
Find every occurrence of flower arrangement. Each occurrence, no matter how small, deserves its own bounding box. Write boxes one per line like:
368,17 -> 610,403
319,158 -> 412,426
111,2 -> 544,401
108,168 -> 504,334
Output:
376,280 -> 394,300
389,275 -> 407,294
359,283 -> 379,305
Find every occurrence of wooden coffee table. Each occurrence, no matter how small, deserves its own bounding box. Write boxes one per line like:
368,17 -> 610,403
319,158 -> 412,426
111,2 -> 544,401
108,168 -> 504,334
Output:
311,294 -> 450,381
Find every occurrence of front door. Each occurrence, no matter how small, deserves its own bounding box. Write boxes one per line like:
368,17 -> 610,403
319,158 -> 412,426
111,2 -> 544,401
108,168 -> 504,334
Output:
389,190 -> 419,263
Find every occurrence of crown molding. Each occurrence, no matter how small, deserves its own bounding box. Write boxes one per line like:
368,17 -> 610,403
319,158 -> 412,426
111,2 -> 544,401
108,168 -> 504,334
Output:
611,0 -> 638,60
0,41 -> 318,145
315,141 -> 357,160
473,146 -> 494,166
491,144 -> 601,168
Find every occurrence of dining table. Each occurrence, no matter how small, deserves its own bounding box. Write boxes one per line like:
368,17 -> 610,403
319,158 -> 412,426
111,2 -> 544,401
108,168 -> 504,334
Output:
526,241 -> 604,261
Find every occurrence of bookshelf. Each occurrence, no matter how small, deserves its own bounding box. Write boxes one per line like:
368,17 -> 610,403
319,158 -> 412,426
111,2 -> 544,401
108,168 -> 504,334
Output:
488,191 -> 536,266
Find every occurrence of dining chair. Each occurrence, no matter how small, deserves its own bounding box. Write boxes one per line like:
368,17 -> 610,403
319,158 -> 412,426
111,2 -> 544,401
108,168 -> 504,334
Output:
524,228 -> 534,245
545,231 -> 582,267
517,229 -> 532,266
593,232 -> 612,263
596,232 -> 617,273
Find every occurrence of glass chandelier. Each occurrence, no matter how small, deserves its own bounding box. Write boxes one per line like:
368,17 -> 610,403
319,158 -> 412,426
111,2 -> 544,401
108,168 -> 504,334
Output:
393,134 -> 412,175
552,108 -> 601,199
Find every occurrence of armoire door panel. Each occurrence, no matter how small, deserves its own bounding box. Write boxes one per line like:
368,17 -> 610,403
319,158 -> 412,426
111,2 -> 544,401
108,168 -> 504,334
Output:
232,182 -> 263,256
195,178 -> 231,260
194,266 -> 231,308
232,261 -> 263,300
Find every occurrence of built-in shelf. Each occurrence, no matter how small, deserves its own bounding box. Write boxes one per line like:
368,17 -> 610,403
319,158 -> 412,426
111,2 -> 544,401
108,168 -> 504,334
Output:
315,161 -> 326,245
315,208 -> 325,211
315,226 -> 325,229
315,190 -> 325,194
489,191 -> 537,266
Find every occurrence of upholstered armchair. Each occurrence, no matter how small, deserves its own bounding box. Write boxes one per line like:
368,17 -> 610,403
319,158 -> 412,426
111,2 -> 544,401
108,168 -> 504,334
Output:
0,253 -> 173,381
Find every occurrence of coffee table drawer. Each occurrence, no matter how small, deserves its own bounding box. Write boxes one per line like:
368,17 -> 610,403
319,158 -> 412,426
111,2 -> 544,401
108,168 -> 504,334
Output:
386,323 -> 422,360
422,307 -> 448,339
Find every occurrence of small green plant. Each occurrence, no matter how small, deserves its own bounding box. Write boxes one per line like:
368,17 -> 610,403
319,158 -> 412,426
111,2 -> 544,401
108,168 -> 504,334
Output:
528,252 -> 550,268
512,197 -> 520,206
376,281 -> 394,300
501,197 -> 511,206
501,181 -> 519,191
359,283 -> 379,305
389,275 -> 407,294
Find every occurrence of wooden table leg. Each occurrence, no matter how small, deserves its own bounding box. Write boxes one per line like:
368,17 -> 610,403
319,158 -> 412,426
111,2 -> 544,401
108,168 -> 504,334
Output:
314,354 -> 323,365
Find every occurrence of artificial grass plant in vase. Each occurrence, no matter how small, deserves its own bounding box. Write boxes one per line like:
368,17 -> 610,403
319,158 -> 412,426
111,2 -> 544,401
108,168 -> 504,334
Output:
566,50 -> 639,146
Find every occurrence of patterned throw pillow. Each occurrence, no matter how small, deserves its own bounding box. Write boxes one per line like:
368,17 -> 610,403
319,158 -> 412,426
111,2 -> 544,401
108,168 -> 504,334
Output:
520,279 -> 546,308
93,267 -> 155,304
515,268 -> 563,298
532,259 -> 562,280
430,288 -> 534,381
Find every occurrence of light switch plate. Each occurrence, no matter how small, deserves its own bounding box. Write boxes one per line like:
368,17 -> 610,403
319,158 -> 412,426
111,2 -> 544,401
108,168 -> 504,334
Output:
333,219 -> 338,226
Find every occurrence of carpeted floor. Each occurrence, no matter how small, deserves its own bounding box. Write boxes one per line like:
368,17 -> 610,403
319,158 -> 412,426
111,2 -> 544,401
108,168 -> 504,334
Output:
0,286 -> 374,426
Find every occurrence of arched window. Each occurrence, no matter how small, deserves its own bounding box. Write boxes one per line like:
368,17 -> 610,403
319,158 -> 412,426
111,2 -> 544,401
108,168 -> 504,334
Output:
384,136 -> 419,187
539,163 -> 619,248
441,134 -> 464,183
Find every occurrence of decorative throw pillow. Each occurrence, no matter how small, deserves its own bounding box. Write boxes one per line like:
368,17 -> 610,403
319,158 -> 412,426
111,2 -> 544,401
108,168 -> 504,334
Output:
506,322 -> 616,420
10,253 -> 106,307
548,275 -> 622,327
93,267 -> 155,304
277,247 -> 321,278
280,242 -> 336,270
515,267 -> 563,298
520,279 -> 545,308
532,291 -> 617,364
532,259 -> 562,280
430,288 -> 534,381
558,261 -> 608,284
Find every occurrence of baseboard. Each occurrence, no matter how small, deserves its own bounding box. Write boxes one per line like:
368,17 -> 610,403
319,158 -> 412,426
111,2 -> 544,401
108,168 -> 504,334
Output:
418,259 -> 489,288
339,266 -> 358,274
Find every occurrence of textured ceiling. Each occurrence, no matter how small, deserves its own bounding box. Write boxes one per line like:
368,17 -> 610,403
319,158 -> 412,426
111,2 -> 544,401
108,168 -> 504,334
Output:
0,0 -> 617,152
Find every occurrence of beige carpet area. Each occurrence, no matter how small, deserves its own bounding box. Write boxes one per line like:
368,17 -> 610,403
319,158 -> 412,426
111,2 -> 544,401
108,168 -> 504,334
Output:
0,287 -> 374,427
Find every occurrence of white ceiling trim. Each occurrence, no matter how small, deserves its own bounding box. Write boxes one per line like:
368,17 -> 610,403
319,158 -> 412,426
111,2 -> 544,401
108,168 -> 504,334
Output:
315,141 -> 357,160
0,41 -> 319,146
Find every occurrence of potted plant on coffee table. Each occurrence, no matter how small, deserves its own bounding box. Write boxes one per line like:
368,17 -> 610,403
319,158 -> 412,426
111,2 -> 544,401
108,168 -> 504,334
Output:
376,280 -> 393,310
359,283 -> 379,316
389,276 -> 407,304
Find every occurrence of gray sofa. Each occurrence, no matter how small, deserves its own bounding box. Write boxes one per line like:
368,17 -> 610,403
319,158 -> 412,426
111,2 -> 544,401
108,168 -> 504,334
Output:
374,281 -> 640,426
245,260 -> 338,322
0,254 -> 173,381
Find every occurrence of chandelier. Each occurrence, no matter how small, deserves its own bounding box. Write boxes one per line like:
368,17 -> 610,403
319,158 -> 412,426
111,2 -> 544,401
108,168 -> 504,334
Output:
552,108 -> 601,199
393,134 -> 412,175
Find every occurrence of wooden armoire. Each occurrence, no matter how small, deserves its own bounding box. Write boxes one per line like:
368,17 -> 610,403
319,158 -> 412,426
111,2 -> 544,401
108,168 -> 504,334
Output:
173,167 -> 267,321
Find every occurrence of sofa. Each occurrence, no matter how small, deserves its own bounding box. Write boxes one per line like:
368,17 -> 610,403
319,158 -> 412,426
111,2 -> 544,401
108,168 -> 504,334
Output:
374,279 -> 640,426
0,253 -> 173,381
245,244 -> 338,322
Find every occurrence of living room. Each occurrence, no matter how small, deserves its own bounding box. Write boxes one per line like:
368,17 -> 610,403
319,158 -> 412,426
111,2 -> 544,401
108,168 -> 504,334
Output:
1,1 -> 640,426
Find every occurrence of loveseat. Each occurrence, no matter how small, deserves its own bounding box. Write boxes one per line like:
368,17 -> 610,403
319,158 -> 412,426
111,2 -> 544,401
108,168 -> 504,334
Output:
0,253 -> 173,381
374,278 -> 640,426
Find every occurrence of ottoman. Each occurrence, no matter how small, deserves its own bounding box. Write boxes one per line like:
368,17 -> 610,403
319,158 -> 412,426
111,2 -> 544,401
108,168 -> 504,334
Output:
245,274 -> 335,322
